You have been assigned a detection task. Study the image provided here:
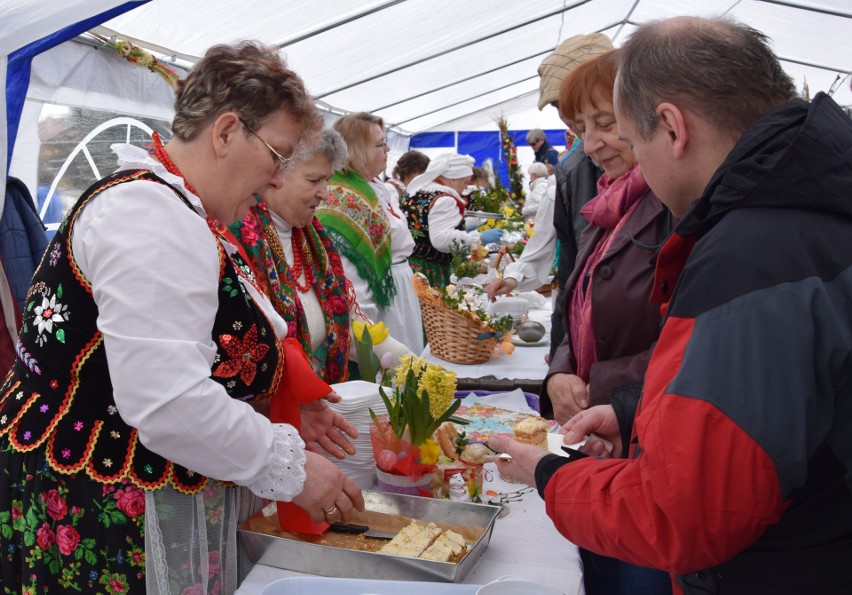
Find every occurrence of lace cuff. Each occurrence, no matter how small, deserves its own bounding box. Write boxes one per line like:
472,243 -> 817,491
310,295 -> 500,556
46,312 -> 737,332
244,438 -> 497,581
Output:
245,423 -> 307,502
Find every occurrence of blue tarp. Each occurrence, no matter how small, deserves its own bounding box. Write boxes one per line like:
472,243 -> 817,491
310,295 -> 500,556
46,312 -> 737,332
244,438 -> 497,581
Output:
411,129 -> 564,186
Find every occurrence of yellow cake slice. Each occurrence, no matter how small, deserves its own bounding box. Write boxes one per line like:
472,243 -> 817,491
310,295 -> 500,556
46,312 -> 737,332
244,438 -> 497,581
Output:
513,416 -> 549,448
379,521 -> 443,557
420,529 -> 467,562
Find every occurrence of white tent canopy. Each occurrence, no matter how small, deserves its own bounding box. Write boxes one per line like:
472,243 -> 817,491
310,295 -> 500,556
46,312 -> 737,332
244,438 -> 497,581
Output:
2,0 -> 851,199
94,0 -> 852,134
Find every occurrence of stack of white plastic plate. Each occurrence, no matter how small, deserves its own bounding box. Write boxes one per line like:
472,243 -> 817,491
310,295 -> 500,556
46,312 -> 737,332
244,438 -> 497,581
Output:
487,296 -> 529,322
327,380 -> 388,489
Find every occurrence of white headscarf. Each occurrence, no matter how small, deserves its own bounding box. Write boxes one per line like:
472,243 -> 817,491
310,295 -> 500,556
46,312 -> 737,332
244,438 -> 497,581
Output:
406,153 -> 475,195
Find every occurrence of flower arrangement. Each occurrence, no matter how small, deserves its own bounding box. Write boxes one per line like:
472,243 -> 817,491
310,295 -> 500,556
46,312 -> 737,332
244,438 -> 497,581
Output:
449,243 -> 488,281
442,284 -> 513,338
497,116 -> 526,207
466,183 -> 510,214
93,34 -> 179,89
475,204 -> 526,234
413,272 -> 512,339
509,235 -> 529,256
368,355 -> 468,494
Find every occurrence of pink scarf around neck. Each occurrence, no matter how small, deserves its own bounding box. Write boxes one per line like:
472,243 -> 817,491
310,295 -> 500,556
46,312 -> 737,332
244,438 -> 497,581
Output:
569,165 -> 649,382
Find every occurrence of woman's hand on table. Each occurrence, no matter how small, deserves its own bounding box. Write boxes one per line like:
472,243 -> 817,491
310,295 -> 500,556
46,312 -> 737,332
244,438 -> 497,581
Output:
293,452 -> 365,523
485,276 -> 518,301
486,434 -> 549,487
546,373 -> 589,424
562,405 -> 621,459
300,399 -> 358,460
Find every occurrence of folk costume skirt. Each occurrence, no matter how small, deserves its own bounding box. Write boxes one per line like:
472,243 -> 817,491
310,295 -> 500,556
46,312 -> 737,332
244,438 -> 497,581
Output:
0,438 -> 240,594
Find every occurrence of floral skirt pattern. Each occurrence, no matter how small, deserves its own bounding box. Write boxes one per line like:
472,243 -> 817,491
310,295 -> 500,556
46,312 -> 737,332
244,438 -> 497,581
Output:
0,438 -> 146,593
409,256 -> 451,290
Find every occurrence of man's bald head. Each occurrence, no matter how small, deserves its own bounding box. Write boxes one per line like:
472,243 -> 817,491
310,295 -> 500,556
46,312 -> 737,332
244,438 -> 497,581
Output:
615,16 -> 797,142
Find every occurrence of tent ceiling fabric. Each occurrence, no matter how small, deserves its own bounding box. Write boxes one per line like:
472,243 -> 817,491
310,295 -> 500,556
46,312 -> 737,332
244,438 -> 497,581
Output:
94,0 -> 852,134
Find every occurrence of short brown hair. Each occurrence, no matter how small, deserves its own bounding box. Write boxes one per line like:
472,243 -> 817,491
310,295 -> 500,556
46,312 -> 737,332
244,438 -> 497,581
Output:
332,112 -> 384,176
616,17 -> 796,141
392,150 -> 430,181
172,41 -> 321,141
558,50 -> 618,123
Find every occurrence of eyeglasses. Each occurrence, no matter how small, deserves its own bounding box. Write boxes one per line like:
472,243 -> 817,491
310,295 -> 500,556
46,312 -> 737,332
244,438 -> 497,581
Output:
374,138 -> 389,149
240,119 -> 291,172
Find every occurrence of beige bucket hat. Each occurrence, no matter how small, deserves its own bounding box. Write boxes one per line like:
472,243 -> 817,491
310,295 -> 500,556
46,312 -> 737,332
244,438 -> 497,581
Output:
537,33 -> 614,110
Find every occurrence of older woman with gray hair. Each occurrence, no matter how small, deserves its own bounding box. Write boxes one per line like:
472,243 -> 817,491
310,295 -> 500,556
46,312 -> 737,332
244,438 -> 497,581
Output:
232,129 -> 408,386
523,161 -> 550,218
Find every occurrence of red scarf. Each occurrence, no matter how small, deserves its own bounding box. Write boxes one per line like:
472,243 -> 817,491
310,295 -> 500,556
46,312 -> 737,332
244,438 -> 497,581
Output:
569,165 -> 649,382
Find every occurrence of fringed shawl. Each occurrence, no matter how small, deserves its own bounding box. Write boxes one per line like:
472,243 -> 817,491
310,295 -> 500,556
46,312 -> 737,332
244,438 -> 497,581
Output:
316,169 -> 396,311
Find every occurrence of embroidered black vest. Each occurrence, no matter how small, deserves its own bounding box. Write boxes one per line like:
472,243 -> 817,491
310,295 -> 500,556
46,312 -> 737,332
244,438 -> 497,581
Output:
400,189 -> 465,264
387,178 -> 406,202
0,170 -> 283,494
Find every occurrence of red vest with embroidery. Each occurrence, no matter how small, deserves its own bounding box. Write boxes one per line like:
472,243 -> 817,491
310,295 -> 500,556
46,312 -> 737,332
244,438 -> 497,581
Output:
0,170 -> 283,493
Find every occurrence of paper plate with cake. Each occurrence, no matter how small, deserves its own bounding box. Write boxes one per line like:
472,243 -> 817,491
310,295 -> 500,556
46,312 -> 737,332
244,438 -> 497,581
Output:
450,395 -> 559,443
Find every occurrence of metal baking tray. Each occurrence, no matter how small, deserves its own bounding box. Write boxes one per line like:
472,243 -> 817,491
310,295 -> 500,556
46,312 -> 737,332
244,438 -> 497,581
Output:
465,210 -> 506,220
238,490 -> 500,583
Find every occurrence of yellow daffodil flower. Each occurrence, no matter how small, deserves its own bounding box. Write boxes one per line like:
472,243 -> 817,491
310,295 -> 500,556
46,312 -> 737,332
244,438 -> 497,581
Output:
353,320 -> 389,345
418,438 -> 441,465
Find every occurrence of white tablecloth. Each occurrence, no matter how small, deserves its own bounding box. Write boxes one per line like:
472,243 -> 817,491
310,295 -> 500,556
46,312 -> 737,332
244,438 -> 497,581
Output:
421,305 -> 553,382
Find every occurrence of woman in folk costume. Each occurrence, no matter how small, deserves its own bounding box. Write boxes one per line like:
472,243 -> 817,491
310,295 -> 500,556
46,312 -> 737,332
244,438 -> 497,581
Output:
0,42 -> 363,594
317,113 -> 423,355
232,129 -> 410,387
384,149 -> 430,201
401,153 -> 480,288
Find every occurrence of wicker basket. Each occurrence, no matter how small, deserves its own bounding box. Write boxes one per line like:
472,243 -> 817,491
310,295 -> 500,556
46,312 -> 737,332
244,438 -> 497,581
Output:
421,301 -> 496,365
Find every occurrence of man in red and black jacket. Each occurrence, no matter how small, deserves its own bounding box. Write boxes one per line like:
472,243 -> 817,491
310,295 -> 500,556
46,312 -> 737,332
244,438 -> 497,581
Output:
490,16 -> 852,595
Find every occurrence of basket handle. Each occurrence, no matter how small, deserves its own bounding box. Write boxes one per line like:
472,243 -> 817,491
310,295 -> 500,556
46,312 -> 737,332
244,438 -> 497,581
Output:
492,246 -> 515,277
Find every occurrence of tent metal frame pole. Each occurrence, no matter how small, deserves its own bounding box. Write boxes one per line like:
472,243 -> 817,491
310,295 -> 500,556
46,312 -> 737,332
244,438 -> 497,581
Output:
370,49 -> 552,112
274,0 -> 407,48
409,89 -> 541,133
315,0 -> 592,99
755,0 -> 852,19
393,78 -> 538,128
363,13 -> 636,125
778,55 -> 852,74
372,10 -> 642,117
611,0 -> 642,42
377,14 -> 630,130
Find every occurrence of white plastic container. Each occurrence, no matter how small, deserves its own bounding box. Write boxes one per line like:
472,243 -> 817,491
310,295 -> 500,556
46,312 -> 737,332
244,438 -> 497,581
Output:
260,576 -> 478,594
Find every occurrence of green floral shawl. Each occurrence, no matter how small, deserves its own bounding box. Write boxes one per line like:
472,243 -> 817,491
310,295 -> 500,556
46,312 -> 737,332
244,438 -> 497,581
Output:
316,169 -> 396,310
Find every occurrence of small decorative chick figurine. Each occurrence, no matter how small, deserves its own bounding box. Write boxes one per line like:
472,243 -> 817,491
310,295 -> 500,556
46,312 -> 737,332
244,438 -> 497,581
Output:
448,472 -> 471,503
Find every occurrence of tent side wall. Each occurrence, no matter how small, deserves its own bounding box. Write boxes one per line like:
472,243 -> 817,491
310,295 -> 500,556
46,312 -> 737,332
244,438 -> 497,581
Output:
411,129 -> 566,188
11,38 -> 181,197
